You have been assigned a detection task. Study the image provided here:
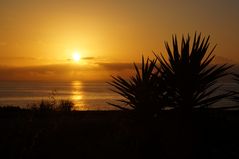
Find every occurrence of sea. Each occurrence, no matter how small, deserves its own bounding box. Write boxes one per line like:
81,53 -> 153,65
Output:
0,81 -> 122,110
0,80 -> 237,110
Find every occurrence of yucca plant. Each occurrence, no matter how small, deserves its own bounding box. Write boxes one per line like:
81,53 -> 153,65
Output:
108,56 -> 167,116
155,33 -> 232,112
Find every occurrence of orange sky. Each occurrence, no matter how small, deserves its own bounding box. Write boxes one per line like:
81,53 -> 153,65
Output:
0,0 -> 239,81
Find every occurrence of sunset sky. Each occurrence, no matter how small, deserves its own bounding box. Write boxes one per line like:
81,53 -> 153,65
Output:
0,0 -> 239,81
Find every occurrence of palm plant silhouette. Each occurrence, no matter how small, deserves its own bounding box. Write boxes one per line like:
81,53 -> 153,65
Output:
156,33 -> 232,112
108,57 -> 167,116
231,74 -> 239,104
109,33 -> 232,115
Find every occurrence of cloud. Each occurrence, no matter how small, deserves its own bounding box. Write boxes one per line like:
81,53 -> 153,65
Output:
0,61 -> 139,81
0,64 -> 77,81
0,56 -> 40,66
66,56 -> 96,62
82,57 -> 95,60
0,56 -> 37,60
97,62 -> 135,71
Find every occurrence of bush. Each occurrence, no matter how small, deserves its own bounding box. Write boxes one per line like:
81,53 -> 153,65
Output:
58,100 -> 74,112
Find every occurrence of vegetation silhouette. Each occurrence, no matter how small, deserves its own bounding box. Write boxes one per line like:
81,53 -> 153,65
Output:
231,73 -> 239,105
36,99 -> 74,112
155,33 -> 233,113
31,90 -> 74,112
109,33 -> 233,116
1,33 -> 239,159
58,100 -> 74,112
108,57 -> 169,117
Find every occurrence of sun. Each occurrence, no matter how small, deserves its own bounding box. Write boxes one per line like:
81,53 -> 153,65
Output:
72,52 -> 81,62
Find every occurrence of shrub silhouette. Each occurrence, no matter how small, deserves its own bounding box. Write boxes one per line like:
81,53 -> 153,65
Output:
37,90 -> 74,112
37,99 -> 74,112
58,100 -> 74,112
39,100 -> 55,112
108,57 -> 168,116
156,33 -> 232,112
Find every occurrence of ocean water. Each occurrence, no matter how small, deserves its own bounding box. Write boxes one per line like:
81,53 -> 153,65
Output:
0,81 -> 121,110
0,81 -> 237,110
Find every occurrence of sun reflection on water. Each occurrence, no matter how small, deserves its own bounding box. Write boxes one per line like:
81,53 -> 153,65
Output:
71,81 -> 87,110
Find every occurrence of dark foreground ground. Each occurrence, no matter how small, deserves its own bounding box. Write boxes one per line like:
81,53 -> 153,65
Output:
0,107 -> 239,159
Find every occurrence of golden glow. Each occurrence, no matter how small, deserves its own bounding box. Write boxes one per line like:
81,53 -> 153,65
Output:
72,52 -> 81,62
0,0 -> 238,79
71,81 -> 87,110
